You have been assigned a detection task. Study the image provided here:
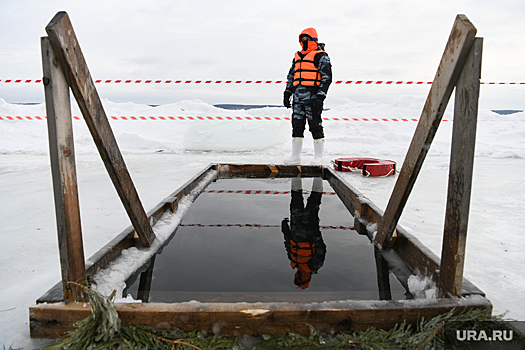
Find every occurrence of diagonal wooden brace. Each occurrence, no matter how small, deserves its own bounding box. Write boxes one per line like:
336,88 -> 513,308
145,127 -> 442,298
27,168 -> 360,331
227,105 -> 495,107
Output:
45,12 -> 156,247
374,15 -> 477,250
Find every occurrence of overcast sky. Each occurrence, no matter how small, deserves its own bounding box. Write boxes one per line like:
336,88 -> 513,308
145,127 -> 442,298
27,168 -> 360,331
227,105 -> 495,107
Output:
1,0 -> 524,109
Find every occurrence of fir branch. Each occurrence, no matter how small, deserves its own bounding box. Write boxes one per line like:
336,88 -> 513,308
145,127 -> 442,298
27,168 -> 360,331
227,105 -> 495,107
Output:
415,321 -> 445,350
151,334 -> 203,350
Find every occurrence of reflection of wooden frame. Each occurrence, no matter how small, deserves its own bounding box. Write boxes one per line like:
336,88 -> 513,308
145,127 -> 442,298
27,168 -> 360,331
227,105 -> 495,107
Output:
31,12 -> 489,339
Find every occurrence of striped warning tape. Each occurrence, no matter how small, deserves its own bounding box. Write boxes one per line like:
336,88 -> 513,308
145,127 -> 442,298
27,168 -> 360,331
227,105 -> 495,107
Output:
9,115 -> 523,122
1,79 -> 524,85
0,115 -> 446,122
0,115 -> 291,121
179,223 -> 354,230
204,189 -> 337,195
0,79 -> 43,83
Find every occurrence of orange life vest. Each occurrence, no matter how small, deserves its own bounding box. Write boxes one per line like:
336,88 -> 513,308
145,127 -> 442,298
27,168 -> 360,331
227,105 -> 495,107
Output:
293,50 -> 324,87
289,240 -> 317,274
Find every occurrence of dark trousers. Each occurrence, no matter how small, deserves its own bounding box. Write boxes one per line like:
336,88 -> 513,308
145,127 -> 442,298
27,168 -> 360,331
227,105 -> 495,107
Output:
291,104 -> 324,140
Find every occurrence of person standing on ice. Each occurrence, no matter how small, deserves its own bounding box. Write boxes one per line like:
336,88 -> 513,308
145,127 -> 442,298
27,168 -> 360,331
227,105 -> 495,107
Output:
283,27 -> 332,165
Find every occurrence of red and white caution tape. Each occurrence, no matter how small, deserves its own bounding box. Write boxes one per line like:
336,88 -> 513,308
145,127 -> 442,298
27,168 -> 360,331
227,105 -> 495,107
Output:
0,115 -> 292,121
6,115 -> 521,122
94,80 -> 286,84
0,116 -> 47,120
0,79 -> 43,83
2,79 -> 525,85
204,189 -> 336,195
180,223 -> 354,230
336,81 -> 433,85
0,115 -> 452,122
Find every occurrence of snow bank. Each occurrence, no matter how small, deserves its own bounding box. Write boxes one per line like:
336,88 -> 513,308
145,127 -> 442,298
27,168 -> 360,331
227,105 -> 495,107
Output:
1,97 -> 524,158
183,119 -> 289,151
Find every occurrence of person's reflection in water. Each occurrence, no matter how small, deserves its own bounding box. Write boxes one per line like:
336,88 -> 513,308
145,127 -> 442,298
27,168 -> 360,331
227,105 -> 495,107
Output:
282,177 -> 326,289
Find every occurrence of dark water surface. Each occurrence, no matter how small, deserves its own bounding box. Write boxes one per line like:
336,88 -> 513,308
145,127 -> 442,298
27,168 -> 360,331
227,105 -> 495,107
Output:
124,177 -> 411,303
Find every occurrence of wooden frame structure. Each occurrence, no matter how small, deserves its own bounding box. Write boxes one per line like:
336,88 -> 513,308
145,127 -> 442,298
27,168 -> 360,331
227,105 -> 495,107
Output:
31,12 -> 489,338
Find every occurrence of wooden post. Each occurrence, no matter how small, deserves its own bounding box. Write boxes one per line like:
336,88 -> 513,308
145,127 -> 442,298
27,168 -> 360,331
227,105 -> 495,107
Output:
374,15 -> 477,249
45,12 -> 156,247
439,38 -> 483,297
41,37 -> 85,300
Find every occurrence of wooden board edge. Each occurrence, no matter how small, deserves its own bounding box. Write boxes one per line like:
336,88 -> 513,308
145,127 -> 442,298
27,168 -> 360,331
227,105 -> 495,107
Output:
325,167 -> 384,221
30,296 -> 492,338
217,163 -> 323,178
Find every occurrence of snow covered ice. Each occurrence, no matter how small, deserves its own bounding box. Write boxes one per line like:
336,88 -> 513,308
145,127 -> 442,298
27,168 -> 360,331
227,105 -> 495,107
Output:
1,97 -> 525,348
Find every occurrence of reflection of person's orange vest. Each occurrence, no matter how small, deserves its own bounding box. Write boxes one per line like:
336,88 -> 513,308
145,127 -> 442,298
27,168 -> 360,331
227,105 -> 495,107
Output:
293,50 -> 324,87
289,241 -> 316,273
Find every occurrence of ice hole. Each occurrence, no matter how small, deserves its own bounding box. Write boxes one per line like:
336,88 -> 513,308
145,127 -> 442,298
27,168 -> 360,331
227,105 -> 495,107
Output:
124,177 -> 414,303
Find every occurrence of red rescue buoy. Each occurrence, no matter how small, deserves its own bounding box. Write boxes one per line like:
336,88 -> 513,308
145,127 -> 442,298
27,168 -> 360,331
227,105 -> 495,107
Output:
332,158 -> 396,177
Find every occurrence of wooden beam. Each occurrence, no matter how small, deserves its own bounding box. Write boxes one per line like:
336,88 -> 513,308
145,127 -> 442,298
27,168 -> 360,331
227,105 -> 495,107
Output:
325,168 -> 384,227
30,297 -> 492,338
439,38 -> 483,297
217,164 -> 323,178
392,230 -> 441,283
41,37 -> 85,300
45,12 -> 155,247
374,15 -> 477,249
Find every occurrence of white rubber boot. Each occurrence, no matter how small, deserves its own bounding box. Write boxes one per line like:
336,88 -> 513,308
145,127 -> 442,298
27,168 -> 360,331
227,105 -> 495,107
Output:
312,177 -> 323,193
291,177 -> 303,191
310,138 -> 325,165
283,137 -> 303,165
